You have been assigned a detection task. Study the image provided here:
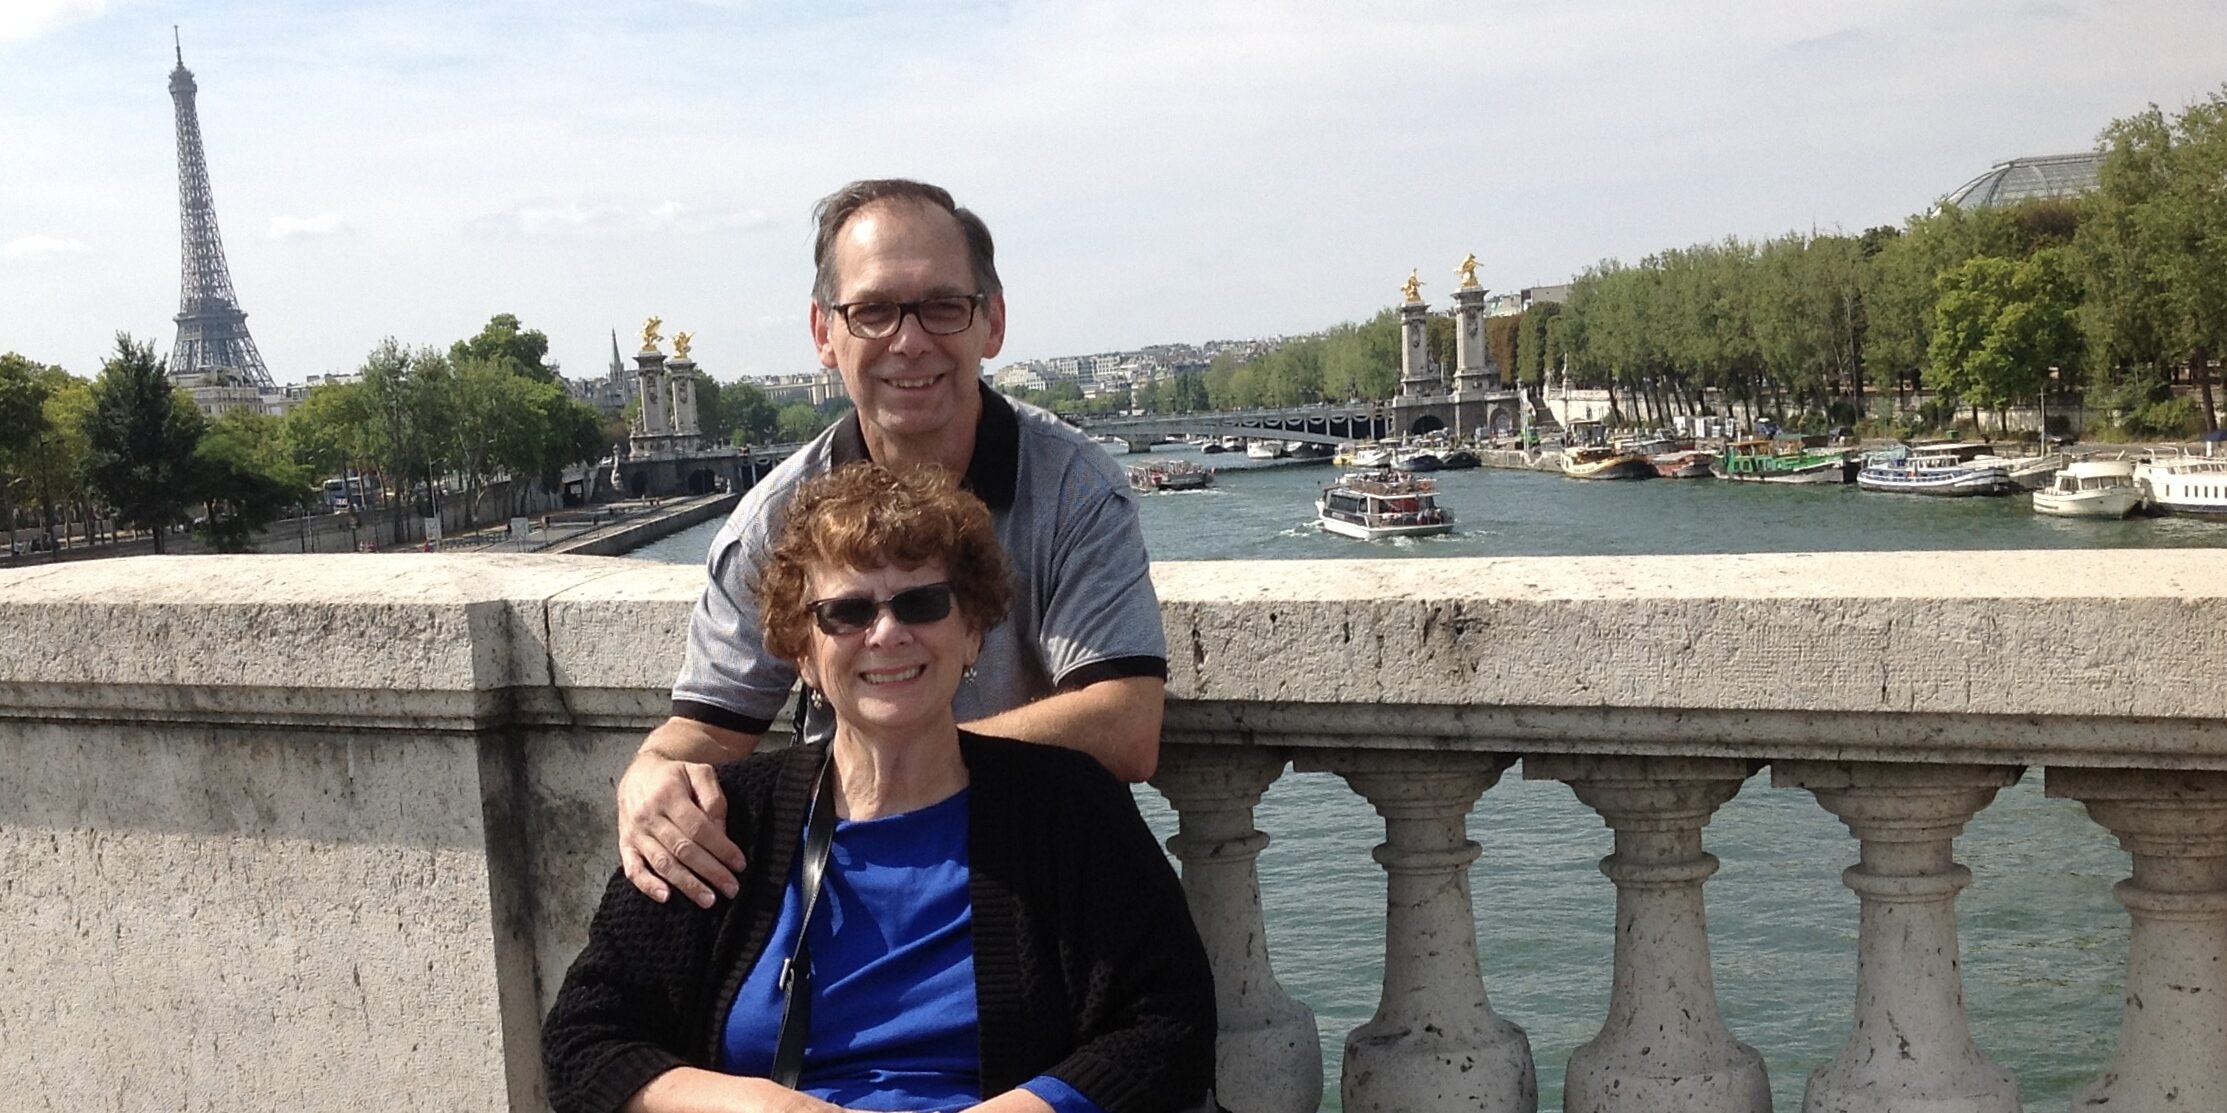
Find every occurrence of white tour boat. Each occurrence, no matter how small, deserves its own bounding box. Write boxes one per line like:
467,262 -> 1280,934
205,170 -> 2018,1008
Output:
2134,452 -> 2227,518
1245,439 -> 1288,460
1316,470 -> 1454,540
2032,458 -> 2141,518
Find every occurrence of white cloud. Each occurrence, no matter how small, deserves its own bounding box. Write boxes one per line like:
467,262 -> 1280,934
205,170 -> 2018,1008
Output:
268,212 -> 349,241
467,198 -> 767,239
0,0 -> 106,43
2,235 -> 92,259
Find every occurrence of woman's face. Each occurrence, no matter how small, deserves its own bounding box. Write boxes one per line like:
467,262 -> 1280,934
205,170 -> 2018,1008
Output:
794,559 -> 980,739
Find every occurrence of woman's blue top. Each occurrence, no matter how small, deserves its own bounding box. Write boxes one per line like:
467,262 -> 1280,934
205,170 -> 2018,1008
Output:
719,788 -> 1102,1113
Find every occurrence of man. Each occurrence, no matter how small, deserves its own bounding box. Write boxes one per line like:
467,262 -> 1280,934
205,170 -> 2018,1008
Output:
618,179 -> 1168,907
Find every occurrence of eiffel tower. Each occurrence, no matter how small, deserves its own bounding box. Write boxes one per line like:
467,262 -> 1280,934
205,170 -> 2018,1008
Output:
168,29 -> 273,391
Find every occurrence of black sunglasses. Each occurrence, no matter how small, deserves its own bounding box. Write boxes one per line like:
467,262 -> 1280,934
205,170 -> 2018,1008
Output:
805,582 -> 956,636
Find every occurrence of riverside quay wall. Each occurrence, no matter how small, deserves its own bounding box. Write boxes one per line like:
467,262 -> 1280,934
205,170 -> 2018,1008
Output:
4,551 -> 2227,1113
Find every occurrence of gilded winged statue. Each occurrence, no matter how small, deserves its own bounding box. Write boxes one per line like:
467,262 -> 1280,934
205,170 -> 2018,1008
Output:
641,316 -> 663,352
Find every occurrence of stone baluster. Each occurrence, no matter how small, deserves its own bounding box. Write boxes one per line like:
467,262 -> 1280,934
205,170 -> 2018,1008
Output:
2045,769 -> 2227,1113
1525,755 -> 1769,1112
1296,748 -> 1535,1113
1774,761 -> 2021,1113
1151,744 -> 1323,1113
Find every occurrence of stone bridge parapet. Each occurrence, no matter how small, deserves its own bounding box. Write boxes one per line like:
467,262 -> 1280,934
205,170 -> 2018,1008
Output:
2,551 -> 2224,1112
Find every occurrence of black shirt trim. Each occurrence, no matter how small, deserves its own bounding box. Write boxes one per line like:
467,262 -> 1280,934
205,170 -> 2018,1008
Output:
1057,655 -> 1169,690
824,382 -> 1019,511
670,698 -> 774,737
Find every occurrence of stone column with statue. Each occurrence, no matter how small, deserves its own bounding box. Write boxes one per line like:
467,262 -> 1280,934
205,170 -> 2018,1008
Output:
634,316 -> 672,451
1451,253 -> 1495,394
666,331 -> 702,442
1396,271 -> 1437,400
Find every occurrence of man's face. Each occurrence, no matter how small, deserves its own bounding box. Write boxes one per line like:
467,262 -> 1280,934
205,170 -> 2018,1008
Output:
810,200 -> 1006,446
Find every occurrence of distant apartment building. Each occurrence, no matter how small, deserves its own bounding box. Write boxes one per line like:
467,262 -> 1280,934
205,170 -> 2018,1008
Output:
750,369 -> 848,408
1486,285 -> 1572,317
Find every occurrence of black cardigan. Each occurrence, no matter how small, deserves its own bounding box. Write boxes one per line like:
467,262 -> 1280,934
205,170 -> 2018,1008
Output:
544,732 -> 1216,1113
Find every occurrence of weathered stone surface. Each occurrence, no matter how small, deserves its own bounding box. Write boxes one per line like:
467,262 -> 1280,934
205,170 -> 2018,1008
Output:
5,550 -> 2227,1110
0,720 -> 521,1112
1152,550 -> 2227,765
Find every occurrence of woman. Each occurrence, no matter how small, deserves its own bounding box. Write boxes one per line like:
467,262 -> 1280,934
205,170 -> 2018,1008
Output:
545,463 -> 1216,1113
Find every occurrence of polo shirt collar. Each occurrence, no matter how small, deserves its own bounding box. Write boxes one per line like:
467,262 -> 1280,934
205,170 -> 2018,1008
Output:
827,380 -> 1018,511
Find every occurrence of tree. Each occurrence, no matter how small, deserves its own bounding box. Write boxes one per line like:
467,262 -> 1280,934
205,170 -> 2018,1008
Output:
700,377 -> 779,445
0,353 -> 56,555
450,313 -> 558,383
776,402 -> 828,443
191,409 -> 313,551
2080,89 -> 2227,431
27,371 -> 95,548
81,335 -> 204,553
1927,249 -> 2085,429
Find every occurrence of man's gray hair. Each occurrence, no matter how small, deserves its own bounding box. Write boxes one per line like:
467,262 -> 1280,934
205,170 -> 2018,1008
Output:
811,179 -> 1002,307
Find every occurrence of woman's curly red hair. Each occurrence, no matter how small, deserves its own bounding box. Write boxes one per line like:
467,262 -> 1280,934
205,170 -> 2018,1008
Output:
754,463 -> 1012,662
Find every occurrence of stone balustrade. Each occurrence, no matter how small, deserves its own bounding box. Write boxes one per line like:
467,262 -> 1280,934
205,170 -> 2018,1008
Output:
3,550 -> 2224,1113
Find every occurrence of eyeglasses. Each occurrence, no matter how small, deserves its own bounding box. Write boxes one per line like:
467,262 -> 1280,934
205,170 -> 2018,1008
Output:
804,582 -> 956,636
829,294 -> 986,340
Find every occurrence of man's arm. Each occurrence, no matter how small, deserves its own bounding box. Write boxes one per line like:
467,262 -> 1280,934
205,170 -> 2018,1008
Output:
617,717 -> 759,907
964,676 -> 1164,783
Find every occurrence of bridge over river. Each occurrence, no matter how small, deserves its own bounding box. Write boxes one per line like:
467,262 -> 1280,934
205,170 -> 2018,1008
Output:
1074,402 -> 1393,448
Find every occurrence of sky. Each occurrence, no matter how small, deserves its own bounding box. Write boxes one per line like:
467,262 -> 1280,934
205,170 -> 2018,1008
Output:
3,0 -> 2224,386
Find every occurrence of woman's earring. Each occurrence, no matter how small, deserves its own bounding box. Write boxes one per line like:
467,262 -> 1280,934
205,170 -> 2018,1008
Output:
807,687 -> 826,710
962,664 -> 979,684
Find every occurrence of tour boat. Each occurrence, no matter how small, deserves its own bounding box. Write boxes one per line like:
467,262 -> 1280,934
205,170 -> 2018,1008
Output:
2032,459 -> 2141,518
1857,444 -> 2015,497
1126,461 -> 1214,493
1711,440 -> 1858,484
2133,452 -> 2227,518
1245,439 -> 1287,460
1316,471 -> 1454,540
1560,445 -> 1654,480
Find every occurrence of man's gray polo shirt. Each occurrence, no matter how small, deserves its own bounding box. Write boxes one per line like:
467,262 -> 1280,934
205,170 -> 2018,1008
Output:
670,384 -> 1167,740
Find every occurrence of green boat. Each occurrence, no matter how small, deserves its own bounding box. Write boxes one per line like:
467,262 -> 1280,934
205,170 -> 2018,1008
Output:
1711,439 -> 1858,484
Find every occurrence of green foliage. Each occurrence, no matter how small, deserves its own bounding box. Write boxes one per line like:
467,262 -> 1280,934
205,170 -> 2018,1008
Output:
1925,248 -> 2083,421
449,313 -> 557,383
0,354 -> 56,536
2076,86 -> 2227,431
699,378 -> 780,445
776,402 -> 828,443
191,409 -> 313,551
81,335 -> 205,552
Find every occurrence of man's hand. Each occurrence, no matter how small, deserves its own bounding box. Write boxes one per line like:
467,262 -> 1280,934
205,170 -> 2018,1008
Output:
617,717 -> 757,907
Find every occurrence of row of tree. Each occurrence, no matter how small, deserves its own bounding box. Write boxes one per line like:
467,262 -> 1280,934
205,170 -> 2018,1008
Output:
0,337 -> 309,554
0,314 -> 630,554
1164,88 -> 2227,438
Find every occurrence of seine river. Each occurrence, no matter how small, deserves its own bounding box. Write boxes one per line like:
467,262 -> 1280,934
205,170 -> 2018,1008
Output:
631,446 -> 2227,1111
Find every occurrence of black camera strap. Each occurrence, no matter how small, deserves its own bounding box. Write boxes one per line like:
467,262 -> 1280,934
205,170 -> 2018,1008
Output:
771,690 -> 837,1088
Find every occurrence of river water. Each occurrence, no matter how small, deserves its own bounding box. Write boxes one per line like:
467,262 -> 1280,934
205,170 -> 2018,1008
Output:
629,446 -> 2227,1111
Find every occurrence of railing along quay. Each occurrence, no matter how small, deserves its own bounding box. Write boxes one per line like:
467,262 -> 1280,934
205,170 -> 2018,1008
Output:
0,550 -> 2222,1113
